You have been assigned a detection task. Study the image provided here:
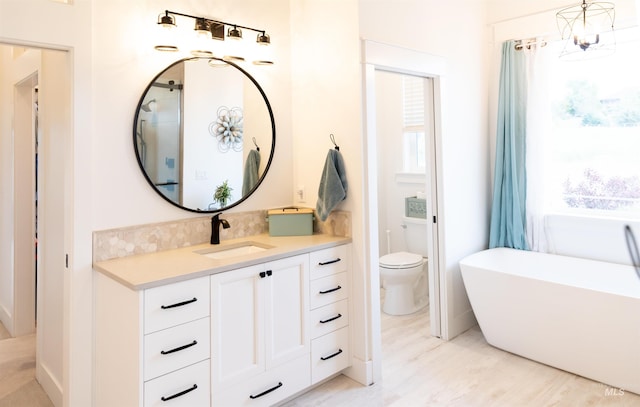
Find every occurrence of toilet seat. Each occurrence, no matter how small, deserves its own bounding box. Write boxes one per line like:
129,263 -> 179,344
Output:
379,251 -> 423,269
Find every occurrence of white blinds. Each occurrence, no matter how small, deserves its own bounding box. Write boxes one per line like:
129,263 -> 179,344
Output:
403,76 -> 424,128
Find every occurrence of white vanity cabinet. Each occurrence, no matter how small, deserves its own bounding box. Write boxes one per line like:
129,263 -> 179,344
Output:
309,245 -> 351,384
210,254 -> 311,406
94,237 -> 352,407
95,274 -> 211,407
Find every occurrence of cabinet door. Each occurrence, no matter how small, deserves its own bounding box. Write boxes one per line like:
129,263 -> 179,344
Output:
211,264 -> 265,389
264,254 -> 310,370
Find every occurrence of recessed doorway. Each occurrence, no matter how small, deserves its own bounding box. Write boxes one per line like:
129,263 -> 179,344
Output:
0,43 -> 71,407
362,40 -> 447,383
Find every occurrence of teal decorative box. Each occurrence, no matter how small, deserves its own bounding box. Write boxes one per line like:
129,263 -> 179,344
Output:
405,197 -> 426,219
267,207 -> 315,236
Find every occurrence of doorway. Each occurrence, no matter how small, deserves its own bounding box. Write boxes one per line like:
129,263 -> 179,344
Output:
362,40 -> 446,383
13,71 -> 38,338
0,43 -> 70,407
374,70 -> 438,330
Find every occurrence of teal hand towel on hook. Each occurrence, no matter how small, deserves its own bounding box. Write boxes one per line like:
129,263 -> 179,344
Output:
316,149 -> 348,221
242,149 -> 261,196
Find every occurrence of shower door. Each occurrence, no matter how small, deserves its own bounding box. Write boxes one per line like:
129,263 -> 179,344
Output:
137,79 -> 183,203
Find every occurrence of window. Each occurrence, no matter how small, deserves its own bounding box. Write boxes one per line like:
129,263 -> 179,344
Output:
546,27 -> 640,217
402,76 -> 426,173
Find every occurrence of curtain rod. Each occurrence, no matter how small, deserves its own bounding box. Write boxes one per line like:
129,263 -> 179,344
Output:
514,38 -> 548,51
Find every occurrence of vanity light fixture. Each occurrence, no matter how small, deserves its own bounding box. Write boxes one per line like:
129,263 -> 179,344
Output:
256,32 -> 270,45
227,25 -> 243,40
155,11 -> 179,52
556,0 -> 615,60
154,10 -> 273,64
253,33 -> 272,65
157,11 -> 176,29
194,18 -> 212,38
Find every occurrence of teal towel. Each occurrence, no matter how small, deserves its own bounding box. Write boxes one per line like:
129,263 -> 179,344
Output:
316,149 -> 348,221
242,149 -> 261,196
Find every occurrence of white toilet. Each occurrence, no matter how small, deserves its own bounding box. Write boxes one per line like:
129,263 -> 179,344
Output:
379,216 -> 428,315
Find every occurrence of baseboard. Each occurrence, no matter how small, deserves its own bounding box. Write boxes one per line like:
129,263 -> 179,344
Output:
445,308 -> 477,340
37,361 -> 63,407
343,357 -> 373,385
0,304 -> 12,336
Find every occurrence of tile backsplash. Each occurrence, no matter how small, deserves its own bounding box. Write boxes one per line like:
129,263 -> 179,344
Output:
93,209 -> 351,263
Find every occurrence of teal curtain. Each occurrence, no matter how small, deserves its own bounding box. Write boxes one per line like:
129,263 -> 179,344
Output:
489,41 -> 528,250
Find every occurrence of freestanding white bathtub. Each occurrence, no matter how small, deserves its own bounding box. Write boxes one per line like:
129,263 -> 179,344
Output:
459,248 -> 640,395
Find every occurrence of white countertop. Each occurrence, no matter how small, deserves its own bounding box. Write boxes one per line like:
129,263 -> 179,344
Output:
93,233 -> 352,290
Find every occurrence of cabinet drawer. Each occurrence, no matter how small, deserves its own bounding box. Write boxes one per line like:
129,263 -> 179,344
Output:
144,359 -> 210,407
144,317 -> 210,381
214,354 -> 310,407
311,326 -> 350,384
309,245 -> 348,280
309,272 -> 348,310
310,299 -> 349,339
144,276 -> 210,334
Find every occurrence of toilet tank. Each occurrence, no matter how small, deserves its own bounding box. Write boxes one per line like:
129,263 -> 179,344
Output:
403,216 -> 429,256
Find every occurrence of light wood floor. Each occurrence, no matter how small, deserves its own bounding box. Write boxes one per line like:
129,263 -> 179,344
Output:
0,331 -> 53,407
1,302 -> 638,407
285,296 -> 640,406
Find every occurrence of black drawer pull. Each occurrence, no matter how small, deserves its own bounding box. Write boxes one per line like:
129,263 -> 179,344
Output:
160,340 -> 198,355
259,270 -> 273,278
249,382 -> 283,399
161,297 -> 197,309
319,313 -> 342,324
318,258 -> 341,266
319,285 -> 341,294
320,348 -> 343,361
161,384 -> 198,401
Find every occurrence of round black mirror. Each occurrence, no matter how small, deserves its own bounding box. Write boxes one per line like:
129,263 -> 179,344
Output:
133,57 -> 275,212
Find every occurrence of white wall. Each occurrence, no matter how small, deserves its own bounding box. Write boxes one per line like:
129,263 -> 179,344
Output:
290,0 -> 367,379
0,1 -> 93,406
0,46 -> 11,332
3,1 -> 291,405
0,46 -> 41,336
376,70 -> 403,255
375,70 -> 429,256
37,49 -> 70,407
291,0 -> 492,383
91,0 -> 293,230
182,61 -> 243,210
360,0 -> 491,338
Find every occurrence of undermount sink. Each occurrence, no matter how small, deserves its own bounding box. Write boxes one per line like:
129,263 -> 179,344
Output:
194,241 -> 274,260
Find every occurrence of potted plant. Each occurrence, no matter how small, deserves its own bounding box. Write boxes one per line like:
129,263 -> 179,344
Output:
213,180 -> 233,208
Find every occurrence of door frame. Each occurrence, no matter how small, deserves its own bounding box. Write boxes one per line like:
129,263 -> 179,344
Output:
12,73 -> 38,337
361,39 -> 447,383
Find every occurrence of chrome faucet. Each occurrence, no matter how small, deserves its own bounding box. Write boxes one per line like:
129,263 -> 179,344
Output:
211,214 -> 231,245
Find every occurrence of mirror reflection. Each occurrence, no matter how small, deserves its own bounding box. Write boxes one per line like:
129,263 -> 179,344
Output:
134,57 -> 275,212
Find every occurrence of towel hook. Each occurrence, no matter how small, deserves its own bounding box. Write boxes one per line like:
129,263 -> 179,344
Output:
330,133 -> 339,151
252,137 -> 260,151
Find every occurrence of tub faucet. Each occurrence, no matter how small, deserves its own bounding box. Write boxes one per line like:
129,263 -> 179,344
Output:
211,214 -> 230,245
